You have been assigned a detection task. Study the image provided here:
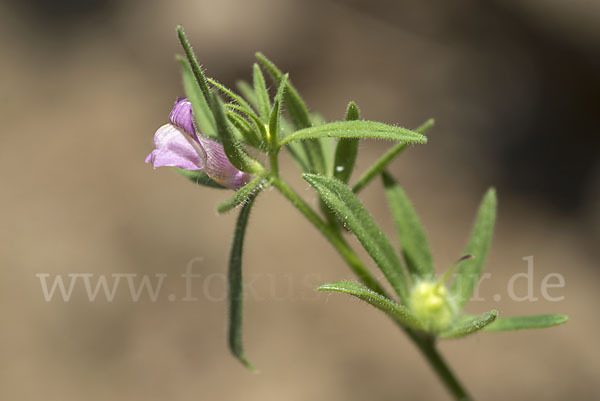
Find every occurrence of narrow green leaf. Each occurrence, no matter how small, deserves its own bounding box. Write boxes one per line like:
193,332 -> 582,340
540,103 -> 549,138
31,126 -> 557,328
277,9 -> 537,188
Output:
352,119 -> 434,193
177,26 -> 212,107
217,175 -> 266,214
484,314 -> 568,332
212,94 -> 263,174
255,52 -> 326,174
173,168 -> 225,189
439,311 -> 497,339
228,194 -> 257,371
382,171 -> 434,280
177,55 -> 217,139
303,174 -> 410,303
280,120 -> 428,147
225,104 -> 268,147
208,78 -> 258,120
333,102 -> 360,183
268,73 -> 288,150
227,111 -> 262,148
253,63 -> 271,122
236,80 -> 258,109
318,281 -> 423,330
255,52 -> 311,129
450,188 -> 497,311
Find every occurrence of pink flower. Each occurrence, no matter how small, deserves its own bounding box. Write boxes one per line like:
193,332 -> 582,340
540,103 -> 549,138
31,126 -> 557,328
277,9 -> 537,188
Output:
146,98 -> 251,190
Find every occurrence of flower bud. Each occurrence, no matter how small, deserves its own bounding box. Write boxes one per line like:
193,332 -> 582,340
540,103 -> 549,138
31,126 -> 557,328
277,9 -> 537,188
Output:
410,281 -> 456,333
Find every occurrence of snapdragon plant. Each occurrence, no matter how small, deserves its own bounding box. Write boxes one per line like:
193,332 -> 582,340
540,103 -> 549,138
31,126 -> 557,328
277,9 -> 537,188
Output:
145,26 -> 568,400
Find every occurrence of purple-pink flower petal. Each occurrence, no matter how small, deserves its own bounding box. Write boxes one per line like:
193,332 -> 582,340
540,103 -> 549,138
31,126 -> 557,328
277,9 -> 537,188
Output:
197,136 -> 252,190
146,98 -> 253,190
169,98 -> 196,138
146,124 -> 206,170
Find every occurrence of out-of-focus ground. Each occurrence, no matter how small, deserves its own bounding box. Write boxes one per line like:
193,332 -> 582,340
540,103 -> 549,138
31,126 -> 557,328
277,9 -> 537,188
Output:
1,0 -> 599,400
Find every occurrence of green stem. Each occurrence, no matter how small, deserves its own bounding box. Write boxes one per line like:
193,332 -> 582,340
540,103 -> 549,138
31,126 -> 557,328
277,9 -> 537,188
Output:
272,174 -> 473,401
269,151 -> 280,177
410,334 -> 472,401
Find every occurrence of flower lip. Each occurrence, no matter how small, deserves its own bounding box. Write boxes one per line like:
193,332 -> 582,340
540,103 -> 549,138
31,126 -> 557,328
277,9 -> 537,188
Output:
168,98 -> 196,138
146,124 -> 206,170
146,97 -> 253,190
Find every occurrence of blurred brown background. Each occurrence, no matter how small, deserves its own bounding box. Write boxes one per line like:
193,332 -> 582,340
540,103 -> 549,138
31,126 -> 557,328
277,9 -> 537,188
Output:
1,0 -> 599,400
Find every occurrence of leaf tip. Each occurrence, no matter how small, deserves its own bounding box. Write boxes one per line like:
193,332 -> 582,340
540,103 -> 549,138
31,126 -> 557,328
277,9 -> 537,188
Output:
235,353 -> 259,372
556,314 -> 569,325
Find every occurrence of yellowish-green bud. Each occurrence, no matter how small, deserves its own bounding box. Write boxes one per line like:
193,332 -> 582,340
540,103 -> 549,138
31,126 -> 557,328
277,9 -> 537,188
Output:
410,281 -> 456,333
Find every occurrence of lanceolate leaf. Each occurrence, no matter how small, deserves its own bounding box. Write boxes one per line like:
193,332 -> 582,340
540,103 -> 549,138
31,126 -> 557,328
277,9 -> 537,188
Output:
318,281 -> 423,330
225,104 -> 269,146
227,111 -> 262,148
253,63 -> 271,122
303,174 -> 410,304
450,189 -> 497,311
280,120 -> 428,147
173,168 -> 225,189
208,78 -> 258,120
484,314 -> 568,332
255,52 -> 326,174
333,102 -> 360,183
228,194 -> 257,371
439,311 -> 497,339
177,26 -> 212,107
177,55 -> 217,139
212,94 -> 263,174
269,74 -> 288,149
255,52 -> 311,129
352,119 -> 434,193
217,175 -> 266,214
382,172 -> 434,280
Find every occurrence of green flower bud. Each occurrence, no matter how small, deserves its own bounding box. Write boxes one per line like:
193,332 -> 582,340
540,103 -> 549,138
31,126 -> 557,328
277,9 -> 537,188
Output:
410,281 -> 456,333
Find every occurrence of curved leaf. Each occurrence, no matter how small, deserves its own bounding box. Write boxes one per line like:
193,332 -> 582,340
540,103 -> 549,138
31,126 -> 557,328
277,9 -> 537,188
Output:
217,175 -> 266,214
440,311 -> 497,339
303,173 -> 409,303
228,194 -> 257,371
318,281 -> 423,330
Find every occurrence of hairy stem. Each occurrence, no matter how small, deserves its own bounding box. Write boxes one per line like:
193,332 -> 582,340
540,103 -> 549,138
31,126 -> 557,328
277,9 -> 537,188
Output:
409,333 -> 472,401
272,174 -> 473,401
269,151 -> 280,177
